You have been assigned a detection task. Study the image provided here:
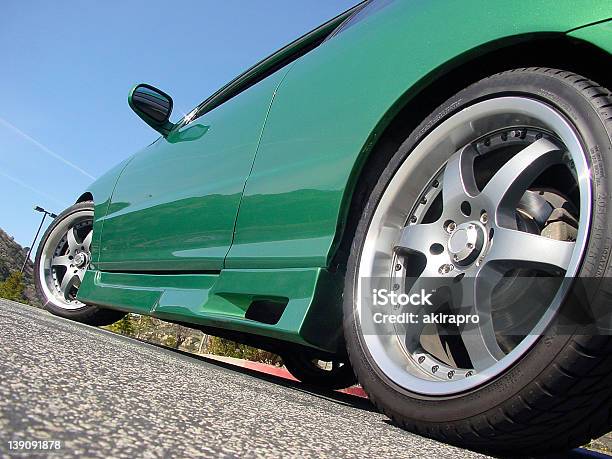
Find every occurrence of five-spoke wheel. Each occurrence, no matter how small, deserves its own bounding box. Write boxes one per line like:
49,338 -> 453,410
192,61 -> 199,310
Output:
35,201 -> 125,325
343,68 -> 612,453
356,97 -> 589,395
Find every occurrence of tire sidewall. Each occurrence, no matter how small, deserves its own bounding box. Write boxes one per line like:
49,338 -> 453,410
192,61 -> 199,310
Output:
343,69 -> 612,422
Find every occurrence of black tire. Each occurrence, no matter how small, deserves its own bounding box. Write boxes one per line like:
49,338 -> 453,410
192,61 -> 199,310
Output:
282,351 -> 357,390
34,201 -> 125,326
343,68 -> 612,454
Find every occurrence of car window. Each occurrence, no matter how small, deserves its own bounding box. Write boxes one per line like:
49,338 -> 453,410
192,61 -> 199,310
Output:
328,0 -> 395,39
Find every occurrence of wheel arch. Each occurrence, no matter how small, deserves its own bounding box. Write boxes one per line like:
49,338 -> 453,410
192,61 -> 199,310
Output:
329,32 -> 612,272
75,192 -> 93,204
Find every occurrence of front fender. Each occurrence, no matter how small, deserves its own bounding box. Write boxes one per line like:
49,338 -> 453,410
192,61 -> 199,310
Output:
81,155 -> 136,266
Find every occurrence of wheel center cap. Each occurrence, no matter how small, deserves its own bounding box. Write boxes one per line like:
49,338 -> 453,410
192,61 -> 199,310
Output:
447,222 -> 484,265
74,252 -> 88,268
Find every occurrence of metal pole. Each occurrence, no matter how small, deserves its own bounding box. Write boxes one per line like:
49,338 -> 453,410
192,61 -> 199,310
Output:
20,213 -> 47,273
198,334 -> 208,354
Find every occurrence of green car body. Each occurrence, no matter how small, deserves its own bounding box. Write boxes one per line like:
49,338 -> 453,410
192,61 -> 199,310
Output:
76,0 -> 612,355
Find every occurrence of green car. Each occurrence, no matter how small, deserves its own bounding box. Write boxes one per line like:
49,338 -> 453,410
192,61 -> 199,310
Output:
34,0 -> 612,454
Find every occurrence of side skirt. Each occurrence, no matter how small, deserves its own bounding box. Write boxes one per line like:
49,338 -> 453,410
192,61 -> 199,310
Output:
76,267 -> 344,353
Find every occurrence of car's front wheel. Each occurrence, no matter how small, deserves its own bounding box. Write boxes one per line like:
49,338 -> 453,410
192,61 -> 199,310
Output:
34,201 -> 125,326
343,68 -> 612,454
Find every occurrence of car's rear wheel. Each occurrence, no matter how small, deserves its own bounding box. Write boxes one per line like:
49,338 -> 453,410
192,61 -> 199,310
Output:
34,201 -> 125,326
343,68 -> 612,454
282,351 -> 356,390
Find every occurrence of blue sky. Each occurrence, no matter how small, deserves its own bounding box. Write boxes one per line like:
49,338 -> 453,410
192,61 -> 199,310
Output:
0,1 -> 357,252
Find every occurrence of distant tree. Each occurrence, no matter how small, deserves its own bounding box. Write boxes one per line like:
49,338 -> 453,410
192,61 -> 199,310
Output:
0,271 -> 27,303
173,324 -> 191,349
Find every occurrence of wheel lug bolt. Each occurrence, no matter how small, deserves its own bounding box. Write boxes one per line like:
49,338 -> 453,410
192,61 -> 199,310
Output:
446,222 -> 456,233
432,180 -> 439,188
395,264 -> 402,271
439,264 -> 454,274
480,212 -> 488,224
410,215 -> 417,223
393,283 -> 400,291
467,243 -> 474,249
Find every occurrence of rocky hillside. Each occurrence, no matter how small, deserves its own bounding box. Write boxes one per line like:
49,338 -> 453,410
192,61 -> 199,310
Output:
0,228 -> 43,306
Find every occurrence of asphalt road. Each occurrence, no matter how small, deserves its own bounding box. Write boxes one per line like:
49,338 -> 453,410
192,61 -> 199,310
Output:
0,300 -> 605,459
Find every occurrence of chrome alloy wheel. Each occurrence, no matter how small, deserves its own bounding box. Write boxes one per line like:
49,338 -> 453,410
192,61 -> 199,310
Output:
356,97 -> 591,396
39,209 -> 94,310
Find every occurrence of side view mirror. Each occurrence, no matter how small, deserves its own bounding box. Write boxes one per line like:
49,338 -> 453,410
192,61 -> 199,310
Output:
128,84 -> 174,137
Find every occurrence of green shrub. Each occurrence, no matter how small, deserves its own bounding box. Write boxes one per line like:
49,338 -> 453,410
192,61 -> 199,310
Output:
105,315 -> 135,336
206,336 -> 282,366
0,271 -> 27,303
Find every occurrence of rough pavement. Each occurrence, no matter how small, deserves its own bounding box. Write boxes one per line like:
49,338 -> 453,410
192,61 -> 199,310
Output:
0,300 -> 599,458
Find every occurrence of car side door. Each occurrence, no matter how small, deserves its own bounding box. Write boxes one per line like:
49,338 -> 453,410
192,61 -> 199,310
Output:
96,68 -> 289,272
